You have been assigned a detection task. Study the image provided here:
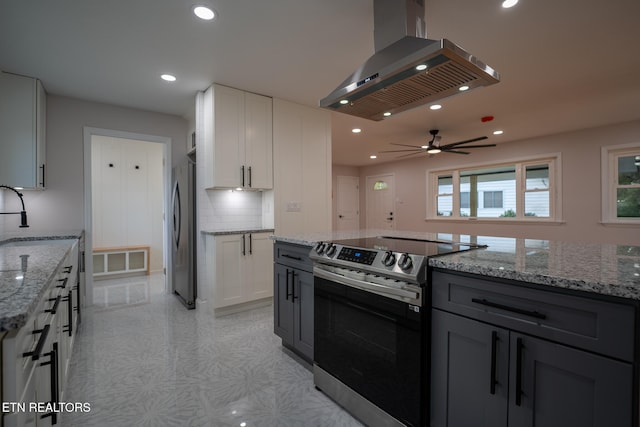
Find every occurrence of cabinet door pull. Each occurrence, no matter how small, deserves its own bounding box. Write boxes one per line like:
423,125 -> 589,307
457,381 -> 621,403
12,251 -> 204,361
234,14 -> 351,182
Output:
56,277 -> 68,288
515,337 -> 523,406
249,234 -> 252,255
40,164 -> 45,187
471,298 -> 546,320
63,265 -> 72,274
23,324 -> 50,361
281,254 -> 303,261
490,331 -> 498,395
248,166 -> 252,187
292,271 -> 298,300
46,295 -> 61,314
63,290 -> 73,336
40,342 -> 59,424
285,269 -> 292,301
241,234 -> 246,256
241,165 -> 245,187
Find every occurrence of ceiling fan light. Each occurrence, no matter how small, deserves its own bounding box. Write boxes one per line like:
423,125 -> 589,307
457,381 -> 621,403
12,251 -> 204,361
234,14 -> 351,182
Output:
427,147 -> 441,154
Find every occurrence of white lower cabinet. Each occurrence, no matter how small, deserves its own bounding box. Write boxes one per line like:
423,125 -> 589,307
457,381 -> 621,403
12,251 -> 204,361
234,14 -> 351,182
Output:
209,232 -> 273,313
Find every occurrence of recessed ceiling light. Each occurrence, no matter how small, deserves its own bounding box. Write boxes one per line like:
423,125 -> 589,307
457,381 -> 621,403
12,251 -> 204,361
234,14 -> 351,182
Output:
193,5 -> 215,20
161,74 -> 177,82
502,0 -> 518,8
430,104 -> 442,110
415,64 -> 428,71
459,85 -> 470,91
340,99 -> 349,105
493,130 -> 504,135
352,128 -> 362,133
370,155 -> 377,159
383,112 -> 391,117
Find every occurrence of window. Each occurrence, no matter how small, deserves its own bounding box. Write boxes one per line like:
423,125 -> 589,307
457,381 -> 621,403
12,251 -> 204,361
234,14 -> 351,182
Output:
602,145 -> 640,223
428,156 -> 560,221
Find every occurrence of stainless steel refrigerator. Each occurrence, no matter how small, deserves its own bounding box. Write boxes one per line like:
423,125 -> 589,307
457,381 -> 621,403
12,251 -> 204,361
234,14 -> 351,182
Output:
171,159 -> 196,309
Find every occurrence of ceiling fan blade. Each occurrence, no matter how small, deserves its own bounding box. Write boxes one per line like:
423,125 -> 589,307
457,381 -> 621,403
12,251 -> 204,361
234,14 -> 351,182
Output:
396,151 -> 425,158
452,144 -> 496,149
441,136 -> 488,149
379,149 -> 424,153
390,142 -> 424,149
445,150 -> 470,154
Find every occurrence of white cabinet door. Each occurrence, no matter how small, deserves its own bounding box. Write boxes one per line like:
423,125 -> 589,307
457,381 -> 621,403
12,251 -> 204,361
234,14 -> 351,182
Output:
246,233 -> 273,300
205,84 -> 273,190
214,234 -> 246,307
0,72 -> 46,189
244,93 -> 273,189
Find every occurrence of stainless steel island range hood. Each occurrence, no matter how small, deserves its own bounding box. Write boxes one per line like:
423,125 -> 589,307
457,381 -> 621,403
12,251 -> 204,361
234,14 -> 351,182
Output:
320,0 -> 500,121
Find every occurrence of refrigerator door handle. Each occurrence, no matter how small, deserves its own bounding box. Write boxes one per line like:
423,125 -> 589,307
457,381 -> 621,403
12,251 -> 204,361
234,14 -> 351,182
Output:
172,180 -> 181,250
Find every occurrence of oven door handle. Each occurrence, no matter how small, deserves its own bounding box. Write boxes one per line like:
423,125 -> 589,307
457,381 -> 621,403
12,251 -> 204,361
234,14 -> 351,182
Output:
313,266 -> 420,303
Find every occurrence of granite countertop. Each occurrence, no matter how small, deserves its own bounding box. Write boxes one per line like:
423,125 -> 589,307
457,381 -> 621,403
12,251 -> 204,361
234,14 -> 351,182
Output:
273,230 -> 640,301
0,231 -> 83,332
201,228 -> 274,236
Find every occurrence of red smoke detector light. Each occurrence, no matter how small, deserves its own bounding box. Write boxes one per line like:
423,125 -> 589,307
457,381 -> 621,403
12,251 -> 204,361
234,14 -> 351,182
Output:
481,116 -> 494,122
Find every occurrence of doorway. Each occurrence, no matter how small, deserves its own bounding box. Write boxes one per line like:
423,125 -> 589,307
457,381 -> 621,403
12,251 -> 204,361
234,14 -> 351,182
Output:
366,174 -> 396,230
336,175 -> 360,230
83,127 -> 172,306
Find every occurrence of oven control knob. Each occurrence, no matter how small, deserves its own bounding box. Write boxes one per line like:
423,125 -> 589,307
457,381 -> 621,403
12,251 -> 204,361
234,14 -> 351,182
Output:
326,243 -> 337,257
315,242 -> 326,255
381,251 -> 396,267
398,253 -> 413,271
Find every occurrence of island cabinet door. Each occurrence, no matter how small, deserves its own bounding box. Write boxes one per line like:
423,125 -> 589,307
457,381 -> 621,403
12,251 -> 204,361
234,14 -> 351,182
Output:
292,268 -> 314,361
508,333 -> 633,427
273,263 -> 294,343
431,309 -> 509,427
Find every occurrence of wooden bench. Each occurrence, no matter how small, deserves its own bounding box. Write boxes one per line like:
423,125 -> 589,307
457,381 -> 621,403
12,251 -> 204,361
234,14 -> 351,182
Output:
93,245 -> 150,278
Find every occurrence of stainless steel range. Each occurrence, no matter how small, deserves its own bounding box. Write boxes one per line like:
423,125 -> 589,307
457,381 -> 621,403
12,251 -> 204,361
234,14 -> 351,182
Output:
310,236 -> 482,427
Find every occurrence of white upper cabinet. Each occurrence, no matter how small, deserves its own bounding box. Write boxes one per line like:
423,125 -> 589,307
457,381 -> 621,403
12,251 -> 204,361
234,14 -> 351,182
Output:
0,72 -> 46,189
203,84 -> 273,190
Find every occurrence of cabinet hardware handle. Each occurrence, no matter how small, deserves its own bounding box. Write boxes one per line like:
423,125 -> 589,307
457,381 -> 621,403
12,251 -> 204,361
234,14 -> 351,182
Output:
56,277 -> 68,288
249,234 -> 252,255
285,269 -> 292,301
63,265 -> 72,274
490,331 -> 498,395
515,337 -> 523,406
248,166 -> 252,187
40,342 -> 59,424
23,324 -> 50,361
46,295 -> 61,314
282,254 -> 302,261
241,234 -> 246,256
63,290 -> 73,336
292,271 -> 298,300
40,164 -> 45,187
241,165 -> 245,187
471,298 -> 546,320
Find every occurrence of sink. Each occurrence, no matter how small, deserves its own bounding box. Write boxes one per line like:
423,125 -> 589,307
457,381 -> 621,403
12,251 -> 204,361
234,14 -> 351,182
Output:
0,239 -> 76,248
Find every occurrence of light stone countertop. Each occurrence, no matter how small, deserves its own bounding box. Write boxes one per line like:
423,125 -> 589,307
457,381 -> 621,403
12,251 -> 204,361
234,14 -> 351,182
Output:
273,230 -> 640,301
0,231 -> 83,332
201,228 -> 274,236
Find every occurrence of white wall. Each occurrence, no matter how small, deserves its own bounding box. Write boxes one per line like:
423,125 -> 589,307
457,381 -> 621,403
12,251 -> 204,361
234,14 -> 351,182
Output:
91,135 -> 164,271
354,119 -> 640,245
5,95 -> 187,234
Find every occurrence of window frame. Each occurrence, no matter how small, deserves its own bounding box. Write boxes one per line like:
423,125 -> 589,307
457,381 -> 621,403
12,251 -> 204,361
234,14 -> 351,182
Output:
426,154 -> 562,222
601,143 -> 640,225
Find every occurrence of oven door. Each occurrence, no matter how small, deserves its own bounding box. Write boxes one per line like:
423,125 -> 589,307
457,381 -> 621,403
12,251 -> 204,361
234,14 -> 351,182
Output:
314,273 -> 425,426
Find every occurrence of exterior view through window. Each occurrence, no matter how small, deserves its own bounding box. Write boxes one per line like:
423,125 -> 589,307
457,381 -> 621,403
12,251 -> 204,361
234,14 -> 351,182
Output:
432,158 -> 556,220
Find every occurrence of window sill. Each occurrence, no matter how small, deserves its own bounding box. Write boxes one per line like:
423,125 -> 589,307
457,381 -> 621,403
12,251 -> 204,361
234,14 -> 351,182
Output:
599,221 -> 640,227
425,217 -> 566,226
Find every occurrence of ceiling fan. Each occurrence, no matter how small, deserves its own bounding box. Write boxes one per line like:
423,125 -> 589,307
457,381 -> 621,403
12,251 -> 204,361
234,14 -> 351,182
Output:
379,129 -> 496,158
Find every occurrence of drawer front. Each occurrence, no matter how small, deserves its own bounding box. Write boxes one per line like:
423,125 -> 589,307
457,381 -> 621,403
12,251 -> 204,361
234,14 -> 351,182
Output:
432,271 -> 636,361
274,242 -> 313,272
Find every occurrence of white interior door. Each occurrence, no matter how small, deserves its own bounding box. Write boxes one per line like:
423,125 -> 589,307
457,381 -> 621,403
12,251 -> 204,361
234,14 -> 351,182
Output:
366,174 -> 396,230
336,175 -> 360,230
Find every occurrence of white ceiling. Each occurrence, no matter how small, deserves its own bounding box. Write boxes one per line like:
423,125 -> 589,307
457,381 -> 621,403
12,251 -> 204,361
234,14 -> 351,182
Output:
1,0 -> 639,167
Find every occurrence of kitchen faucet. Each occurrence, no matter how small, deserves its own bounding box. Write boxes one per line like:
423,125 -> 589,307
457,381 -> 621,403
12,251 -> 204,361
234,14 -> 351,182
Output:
0,185 -> 29,228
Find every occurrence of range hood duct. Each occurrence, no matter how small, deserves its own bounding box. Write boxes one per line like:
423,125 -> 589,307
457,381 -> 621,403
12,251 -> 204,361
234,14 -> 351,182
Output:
319,0 -> 500,121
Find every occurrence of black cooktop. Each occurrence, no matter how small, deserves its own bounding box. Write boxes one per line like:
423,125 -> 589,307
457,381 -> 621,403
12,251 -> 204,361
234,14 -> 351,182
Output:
331,236 -> 484,258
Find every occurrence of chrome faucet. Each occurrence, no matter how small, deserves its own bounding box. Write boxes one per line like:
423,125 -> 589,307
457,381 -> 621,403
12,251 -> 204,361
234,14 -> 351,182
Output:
0,185 -> 29,228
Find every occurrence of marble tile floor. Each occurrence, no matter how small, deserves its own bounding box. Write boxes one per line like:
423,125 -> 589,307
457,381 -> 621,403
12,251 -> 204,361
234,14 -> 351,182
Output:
63,273 -> 363,427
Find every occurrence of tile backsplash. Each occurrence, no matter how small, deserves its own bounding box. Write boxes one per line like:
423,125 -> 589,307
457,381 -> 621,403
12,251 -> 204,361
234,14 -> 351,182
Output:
200,189 -> 268,231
